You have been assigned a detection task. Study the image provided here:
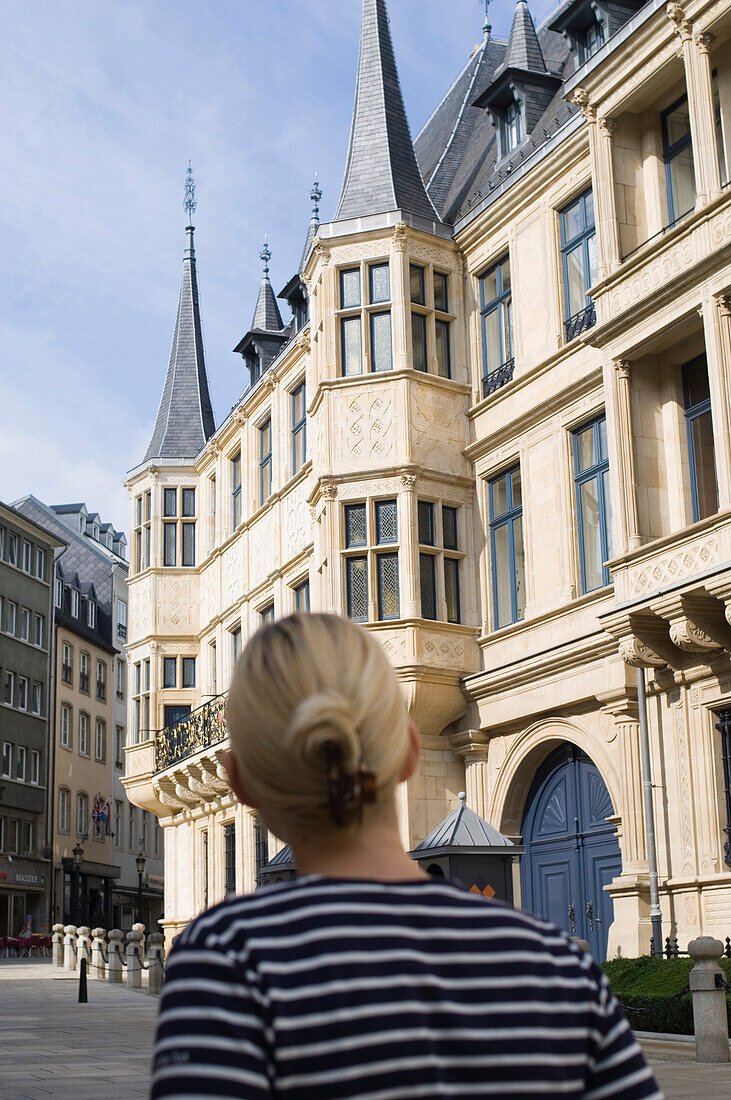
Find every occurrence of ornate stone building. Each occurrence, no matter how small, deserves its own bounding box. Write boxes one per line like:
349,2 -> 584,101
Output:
123,0 -> 731,960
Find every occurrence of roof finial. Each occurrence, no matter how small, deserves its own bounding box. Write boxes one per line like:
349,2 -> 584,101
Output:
183,160 -> 197,225
311,177 -> 322,219
482,0 -> 492,37
260,237 -> 271,278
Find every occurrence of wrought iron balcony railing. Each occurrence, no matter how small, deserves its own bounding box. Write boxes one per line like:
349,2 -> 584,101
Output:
154,693 -> 228,773
564,303 -> 596,342
482,358 -> 515,399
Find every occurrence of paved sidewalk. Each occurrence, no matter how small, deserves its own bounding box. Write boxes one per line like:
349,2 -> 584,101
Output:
1,959 -> 730,1099
0,960 -> 158,1099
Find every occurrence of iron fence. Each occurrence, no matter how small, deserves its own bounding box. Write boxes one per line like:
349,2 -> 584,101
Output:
154,693 -> 228,772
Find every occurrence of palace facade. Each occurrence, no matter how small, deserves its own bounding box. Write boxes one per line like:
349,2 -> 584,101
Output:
123,0 -> 731,960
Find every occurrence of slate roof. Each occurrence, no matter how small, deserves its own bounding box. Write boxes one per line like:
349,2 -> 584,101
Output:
411,793 -> 521,856
299,214 -> 319,276
335,0 -> 438,223
414,7 -> 572,226
503,0 -> 548,71
144,224 -> 216,463
250,274 -> 285,333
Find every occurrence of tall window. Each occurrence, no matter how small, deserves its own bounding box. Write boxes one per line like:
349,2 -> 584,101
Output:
79,713 -> 89,756
70,589 -> 80,618
95,719 -> 105,762
16,745 -> 26,781
35,548 -> 45,580
163,656 -> 177,688
77,792 -> 89,838
501,99 -> 522,154
231,627 -> 241,666
3,671 -> 14,707
87,599 -> 96,629
31,682 -> 42,715
22,541 -> 32,572
260,604 -> 275,625
115,726 -> 124,767
1,741 -> 11,777
254,815 -> 269,888
114,800 -> 123,847
714,709 -> 731,868
479,257 -> 513,396
489,467 -> 526,629
232,453 -> 242,529
201,829 -> 209,908
61,642 -> 72,684
560,189 -> 597,341
17,676 -> 28,711
34,613 -> 43,647
58,789 -> 70,833
163,488 -> 196,567
294,578 -> 310,613
683,355 -> 718,522
182,657 -> 196,688
344,500 -> 399,623
292,383 -> 306,474
662,94 -> 696,226
30,750 -> 40,784
96,660 -> 106,701
55,576 -> 63,609
410,265 -> 452,378
117,599 -> 127,641
60,704 -> 71,749
6,601 -> 16,635
209,474 -> 217,553
128,805 -> 136,850
417,501 -> 462,623
134,491 -> 151,573
339,263 -> 392,375
259,420 -> 272,505
573,416 -> 613,593
224,821 -> 236,898
133,659 -> 151,744
79,652 -> 89,693
580,19 -> 604,62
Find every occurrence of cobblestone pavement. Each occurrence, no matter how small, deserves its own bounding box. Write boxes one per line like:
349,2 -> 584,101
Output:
1,960 -> 730,1099
0,960 -> 158,1099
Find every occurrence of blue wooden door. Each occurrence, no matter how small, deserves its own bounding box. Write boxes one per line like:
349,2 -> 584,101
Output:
521,745 -> 621,961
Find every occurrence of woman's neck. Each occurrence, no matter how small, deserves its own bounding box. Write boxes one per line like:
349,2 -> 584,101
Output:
289,814 -> 428,882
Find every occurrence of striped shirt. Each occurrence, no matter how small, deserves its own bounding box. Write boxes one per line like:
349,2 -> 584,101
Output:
151,876 -> 662,1099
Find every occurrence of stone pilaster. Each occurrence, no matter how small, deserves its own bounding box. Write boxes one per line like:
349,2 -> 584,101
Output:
399,474 -> 419,619
667,7 -> 722,205
448,728 -> 490,818
391,223 -> 410,371
571,89 -> 620,278
607,359 -> 641,552
702,294 -> 731,509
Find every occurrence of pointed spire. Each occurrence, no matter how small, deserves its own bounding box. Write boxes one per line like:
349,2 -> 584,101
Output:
250,239 -> 284,332
299,178 -> 321,274
335,0 -> 437,223
483,0 -> 492,38
504,0 -> 546,73
144,168 -> 215,463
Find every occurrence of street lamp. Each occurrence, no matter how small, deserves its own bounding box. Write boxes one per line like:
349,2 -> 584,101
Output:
135,850 -> 146,925
72,842 -> 84,925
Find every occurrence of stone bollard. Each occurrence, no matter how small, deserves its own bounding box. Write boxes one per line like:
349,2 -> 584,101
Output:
126,929 -> 144,990
90,928 -> 107,979
132,922 -> 146,959
688,936 -> 730,1063
76,926 -> 91,970
63,925 -> 77,971
107,929 -> 124,984
52,924 -> 65,967
146,933 -> 165,996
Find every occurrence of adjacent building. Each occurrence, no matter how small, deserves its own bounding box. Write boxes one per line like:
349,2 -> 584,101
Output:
14,498 -> 163,929
124,0 -> 731,960
0,503 -> 64,935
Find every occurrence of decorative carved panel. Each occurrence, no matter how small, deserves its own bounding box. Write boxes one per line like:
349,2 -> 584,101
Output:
629,537 -> 719,596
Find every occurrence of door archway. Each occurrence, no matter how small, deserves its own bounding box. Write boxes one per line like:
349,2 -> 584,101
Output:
520,744 -> 621,961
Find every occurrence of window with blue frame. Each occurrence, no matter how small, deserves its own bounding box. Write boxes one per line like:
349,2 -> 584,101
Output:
573,417 -> 613,594
479,257 -> 514,396
662,94 -> 696,227
292,382 -> 306,474
259,419 -> 272,506
488,468 -> 525,629
501,100 -> 522,155
579,19 -> 604,62
560,189 -> 597,341
683,355 -> 718,522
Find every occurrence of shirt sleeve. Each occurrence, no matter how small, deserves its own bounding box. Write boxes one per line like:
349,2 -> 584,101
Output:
585,967 -> 663,1100
151,934 -> 272,1099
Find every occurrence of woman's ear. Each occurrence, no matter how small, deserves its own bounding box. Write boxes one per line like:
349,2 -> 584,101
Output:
224,749 -> 258,808
398,721 -> 421,783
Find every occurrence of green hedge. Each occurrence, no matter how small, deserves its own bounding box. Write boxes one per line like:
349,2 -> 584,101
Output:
601,956 -> 731,1035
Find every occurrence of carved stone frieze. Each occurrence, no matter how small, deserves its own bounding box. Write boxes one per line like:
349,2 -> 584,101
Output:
609,236 -> 696,316
629,536 -> 719,596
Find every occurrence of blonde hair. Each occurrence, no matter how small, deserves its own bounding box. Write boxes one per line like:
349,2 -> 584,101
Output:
226,614 -> 410,829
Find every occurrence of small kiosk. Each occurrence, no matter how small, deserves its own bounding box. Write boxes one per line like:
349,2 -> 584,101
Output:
409,792 -> 523,904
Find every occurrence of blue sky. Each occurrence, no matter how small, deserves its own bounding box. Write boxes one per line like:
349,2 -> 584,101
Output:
2,0 -> 557,534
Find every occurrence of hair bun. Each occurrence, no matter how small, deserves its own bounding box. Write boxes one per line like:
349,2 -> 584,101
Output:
286,689 -> 361,773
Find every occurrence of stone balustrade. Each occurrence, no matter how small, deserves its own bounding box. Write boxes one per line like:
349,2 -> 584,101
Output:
51,924 -> 165,995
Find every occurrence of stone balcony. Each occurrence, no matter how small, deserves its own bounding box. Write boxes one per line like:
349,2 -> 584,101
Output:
599,507 -> 731,667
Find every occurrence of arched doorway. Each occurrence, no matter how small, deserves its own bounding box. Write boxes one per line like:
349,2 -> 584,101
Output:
520,744 -> 621,961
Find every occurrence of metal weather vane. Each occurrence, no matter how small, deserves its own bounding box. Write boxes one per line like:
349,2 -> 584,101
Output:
260,237 -> 271,277
311,178 -> 322,219
184,160 -> 197,223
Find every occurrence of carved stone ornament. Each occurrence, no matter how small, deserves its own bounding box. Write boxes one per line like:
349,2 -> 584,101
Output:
184,771 -> 218,802
399,474 -> 417,490
154,786 -> 186,812
598,116 -> 617,136
149,641 -> 160,652
199,761 -> 229,793
263,374 -> 277,393
313,240 -> 331,266
148,466 -> 160,483
233,407 -> 247,426
321,482 -> 338,501
618,636 -> 666,667
614,358 -> 631,380
570,87 -> 595,123
717,294 -> 731,318
694,31 -> 715,54
667,3 -> 693,41
174,781 -> 199,806
296,330 -> 311,354
669,618 -> 720,652
392,222 -> 408,252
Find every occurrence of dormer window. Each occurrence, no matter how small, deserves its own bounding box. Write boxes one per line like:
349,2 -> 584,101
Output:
87,600 -> 96,629
501,100 -> 522,155
580,19 -> 604,62
70,589 -> 80,618
245,350 -> 261,385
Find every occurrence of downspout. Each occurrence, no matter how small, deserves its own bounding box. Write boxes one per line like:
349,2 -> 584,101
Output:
636,666 -> 663,956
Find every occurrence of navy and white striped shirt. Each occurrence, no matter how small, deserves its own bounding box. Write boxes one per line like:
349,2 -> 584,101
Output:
152,877 -> 662,1099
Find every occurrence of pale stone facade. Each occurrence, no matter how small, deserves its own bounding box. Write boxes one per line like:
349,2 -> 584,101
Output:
124,0 -> 731,958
